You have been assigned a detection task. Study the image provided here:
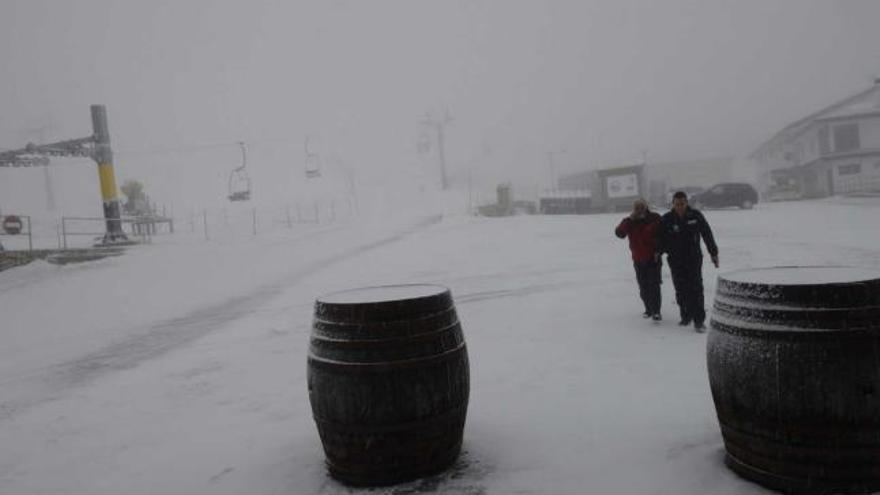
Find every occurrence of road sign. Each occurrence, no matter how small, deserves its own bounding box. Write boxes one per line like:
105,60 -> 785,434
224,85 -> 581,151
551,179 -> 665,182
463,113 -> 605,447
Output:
3,215 -> 23,235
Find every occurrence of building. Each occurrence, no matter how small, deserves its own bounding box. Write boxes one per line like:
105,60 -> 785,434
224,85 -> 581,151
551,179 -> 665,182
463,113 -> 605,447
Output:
551,164 -> 644,213
751,80 -> 880,199
557,157 -> 739,209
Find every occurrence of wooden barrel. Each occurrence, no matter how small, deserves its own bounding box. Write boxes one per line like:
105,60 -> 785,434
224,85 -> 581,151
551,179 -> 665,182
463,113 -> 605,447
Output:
307,284 -> 470,486
707,267 -> 880,494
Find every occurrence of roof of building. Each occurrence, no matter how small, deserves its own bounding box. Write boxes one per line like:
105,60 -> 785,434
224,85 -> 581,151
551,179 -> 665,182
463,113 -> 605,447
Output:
750,81 -> 880,159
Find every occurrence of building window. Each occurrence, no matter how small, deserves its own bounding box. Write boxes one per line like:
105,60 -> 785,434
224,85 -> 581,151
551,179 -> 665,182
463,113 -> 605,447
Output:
838,163 -> 861,176
833,123 -> 860,152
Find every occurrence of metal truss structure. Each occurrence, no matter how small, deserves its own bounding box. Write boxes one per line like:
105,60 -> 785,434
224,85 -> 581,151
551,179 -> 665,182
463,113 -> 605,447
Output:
0,135 -> 97,167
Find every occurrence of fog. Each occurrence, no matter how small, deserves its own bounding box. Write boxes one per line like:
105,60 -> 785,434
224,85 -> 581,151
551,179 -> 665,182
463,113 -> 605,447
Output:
2,0 -> 880,214
6,3 -> 880,494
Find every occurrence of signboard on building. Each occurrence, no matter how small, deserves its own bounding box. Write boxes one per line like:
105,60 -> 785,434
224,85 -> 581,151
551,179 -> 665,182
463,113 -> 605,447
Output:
605,173 -> 638,199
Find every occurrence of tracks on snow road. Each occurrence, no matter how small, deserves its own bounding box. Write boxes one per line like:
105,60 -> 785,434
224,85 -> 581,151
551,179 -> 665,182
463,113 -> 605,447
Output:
0,215 -> 443,421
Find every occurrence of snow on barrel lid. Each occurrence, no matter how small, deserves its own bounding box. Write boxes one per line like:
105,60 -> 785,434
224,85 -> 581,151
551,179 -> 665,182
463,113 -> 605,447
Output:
318,284 -> 449,305
721,266 -> 880,285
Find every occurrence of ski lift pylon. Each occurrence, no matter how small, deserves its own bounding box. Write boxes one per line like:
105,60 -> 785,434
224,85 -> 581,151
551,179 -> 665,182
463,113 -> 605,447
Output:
305,137 -> 322,179
417,131 -> 431,154
228,141 -> 252,202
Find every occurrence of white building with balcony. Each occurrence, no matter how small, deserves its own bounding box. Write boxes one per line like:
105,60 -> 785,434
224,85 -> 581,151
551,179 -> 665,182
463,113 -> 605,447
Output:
751,80 -> 880,198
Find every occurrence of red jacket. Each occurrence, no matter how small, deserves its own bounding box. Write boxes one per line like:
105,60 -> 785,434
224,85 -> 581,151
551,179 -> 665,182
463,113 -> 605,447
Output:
615,212 -> 661,262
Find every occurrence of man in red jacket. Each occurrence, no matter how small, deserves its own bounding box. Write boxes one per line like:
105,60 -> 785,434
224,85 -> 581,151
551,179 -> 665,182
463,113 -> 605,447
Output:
615,198 -> 662,321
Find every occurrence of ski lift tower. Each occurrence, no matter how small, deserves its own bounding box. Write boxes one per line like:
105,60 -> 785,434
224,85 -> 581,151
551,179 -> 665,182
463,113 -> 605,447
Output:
91,105 -> 128,243
420,110 -> 452,190
304,137 -> 322,179
0,105 -> 128,244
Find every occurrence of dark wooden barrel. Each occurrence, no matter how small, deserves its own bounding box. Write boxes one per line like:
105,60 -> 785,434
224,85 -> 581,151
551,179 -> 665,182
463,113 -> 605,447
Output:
707,266 -> 880,494
307,284 -> 470,486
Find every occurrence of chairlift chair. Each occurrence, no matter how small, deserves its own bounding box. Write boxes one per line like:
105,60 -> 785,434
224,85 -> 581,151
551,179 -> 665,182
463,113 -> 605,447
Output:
228,141 -> 252,202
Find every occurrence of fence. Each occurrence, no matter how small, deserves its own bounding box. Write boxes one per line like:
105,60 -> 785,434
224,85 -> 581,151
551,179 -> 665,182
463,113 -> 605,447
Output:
1,197 -> 356,251
186,198 -> 356,241
835,174 -> 880,196
60,217 -> 152,249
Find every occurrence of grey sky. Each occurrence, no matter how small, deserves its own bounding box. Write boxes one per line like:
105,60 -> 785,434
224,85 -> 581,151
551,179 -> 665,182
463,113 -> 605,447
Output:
2,0 -> 880,211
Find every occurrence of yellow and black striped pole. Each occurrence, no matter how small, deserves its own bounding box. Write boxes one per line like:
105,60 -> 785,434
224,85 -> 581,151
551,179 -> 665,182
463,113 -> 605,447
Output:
91,105 -> 127,243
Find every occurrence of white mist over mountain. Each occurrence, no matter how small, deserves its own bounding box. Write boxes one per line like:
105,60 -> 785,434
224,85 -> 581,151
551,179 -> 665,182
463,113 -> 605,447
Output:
2,1 -> 880,218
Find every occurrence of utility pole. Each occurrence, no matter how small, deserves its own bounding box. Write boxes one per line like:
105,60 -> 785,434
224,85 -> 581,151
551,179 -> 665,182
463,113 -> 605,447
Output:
420,110 -> 453,190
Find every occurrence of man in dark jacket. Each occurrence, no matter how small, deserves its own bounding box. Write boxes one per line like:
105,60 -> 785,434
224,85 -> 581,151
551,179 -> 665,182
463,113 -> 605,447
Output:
657,191 -> 718,332
615,198 -> 662,321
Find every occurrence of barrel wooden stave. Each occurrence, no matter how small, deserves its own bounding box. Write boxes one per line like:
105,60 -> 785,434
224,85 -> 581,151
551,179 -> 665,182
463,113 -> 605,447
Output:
708,269 -> 880,494
307,286 -> 469,487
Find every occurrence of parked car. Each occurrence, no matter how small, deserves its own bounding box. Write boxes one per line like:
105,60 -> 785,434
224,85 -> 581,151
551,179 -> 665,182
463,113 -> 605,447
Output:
690,182 -> 759,209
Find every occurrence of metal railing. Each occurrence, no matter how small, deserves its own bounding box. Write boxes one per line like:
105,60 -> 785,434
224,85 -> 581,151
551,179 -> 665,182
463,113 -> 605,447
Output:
836,175 -> 880,195
60,217 -> 150,249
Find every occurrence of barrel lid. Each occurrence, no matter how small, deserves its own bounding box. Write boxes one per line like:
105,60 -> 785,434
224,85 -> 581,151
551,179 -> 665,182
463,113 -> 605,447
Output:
715,265 -> 880,313
721,266 -> 880,286
314,284 -> 453,323
318,284 -> 448,304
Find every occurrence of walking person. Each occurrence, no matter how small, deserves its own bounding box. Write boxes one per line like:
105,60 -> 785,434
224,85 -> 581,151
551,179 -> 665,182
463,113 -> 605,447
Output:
657,191 -> 719,332
615,198 -> 663,321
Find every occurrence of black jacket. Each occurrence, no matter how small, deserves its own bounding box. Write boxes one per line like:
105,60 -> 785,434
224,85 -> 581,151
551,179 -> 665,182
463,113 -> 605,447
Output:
657,207 -> 718,265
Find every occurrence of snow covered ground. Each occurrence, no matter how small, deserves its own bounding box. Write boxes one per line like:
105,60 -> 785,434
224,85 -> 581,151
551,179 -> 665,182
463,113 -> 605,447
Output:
2,197 -> 880,495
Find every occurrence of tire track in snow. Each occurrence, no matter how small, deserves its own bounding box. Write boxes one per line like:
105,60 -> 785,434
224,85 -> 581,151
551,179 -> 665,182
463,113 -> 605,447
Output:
0,215 -> 442,421
454,280 -> 589,304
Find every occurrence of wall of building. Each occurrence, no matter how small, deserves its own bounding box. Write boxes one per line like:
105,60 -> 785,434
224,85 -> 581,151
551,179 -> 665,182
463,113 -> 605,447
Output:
753,137 -> 791,195
757,115 -> 880,197
790,125 -> 822,166
829,154 -> 880,194
856,116 -> 880,148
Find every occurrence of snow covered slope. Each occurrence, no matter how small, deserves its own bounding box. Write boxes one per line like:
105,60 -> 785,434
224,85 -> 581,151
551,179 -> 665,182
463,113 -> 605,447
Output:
1,198 -> 879,494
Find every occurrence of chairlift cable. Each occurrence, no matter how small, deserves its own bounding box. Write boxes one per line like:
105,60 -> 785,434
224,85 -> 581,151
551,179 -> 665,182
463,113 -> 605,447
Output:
116,136 -> 296,159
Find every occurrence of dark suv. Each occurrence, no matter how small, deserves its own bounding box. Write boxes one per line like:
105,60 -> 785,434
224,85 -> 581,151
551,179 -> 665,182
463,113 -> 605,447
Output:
690,182 -> 758,209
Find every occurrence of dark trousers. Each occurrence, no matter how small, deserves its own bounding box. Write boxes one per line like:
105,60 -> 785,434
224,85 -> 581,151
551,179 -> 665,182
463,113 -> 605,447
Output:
669,257 -> 705,324
634,260 -> 662,314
